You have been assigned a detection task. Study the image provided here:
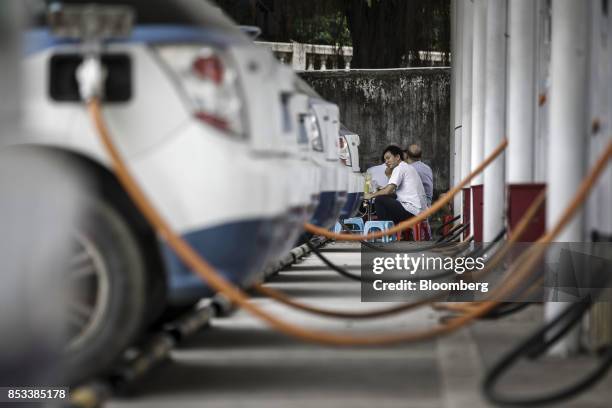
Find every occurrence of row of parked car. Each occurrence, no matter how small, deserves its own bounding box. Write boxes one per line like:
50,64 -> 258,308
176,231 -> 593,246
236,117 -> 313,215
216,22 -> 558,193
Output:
19,0 -> 364,383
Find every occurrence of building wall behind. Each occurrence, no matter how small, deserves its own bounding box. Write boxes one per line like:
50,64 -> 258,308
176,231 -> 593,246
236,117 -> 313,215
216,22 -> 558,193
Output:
300,68 -> 451,197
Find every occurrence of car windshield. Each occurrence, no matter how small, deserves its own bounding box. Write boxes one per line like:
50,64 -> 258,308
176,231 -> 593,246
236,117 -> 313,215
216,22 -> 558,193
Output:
25,0 -> 244,36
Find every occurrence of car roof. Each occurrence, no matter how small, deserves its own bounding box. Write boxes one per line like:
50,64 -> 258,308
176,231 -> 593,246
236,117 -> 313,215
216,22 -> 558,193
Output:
340,125 -> 356,136
294,76 -> 323,99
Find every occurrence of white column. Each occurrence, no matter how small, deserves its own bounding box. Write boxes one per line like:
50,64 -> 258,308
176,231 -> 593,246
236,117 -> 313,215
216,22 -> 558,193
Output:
306,55 -> 314,71
344,56 -> 351,70
507,0 -> 537,183
452,0 -> 464,219
450,0 -> 456,196
470,0 -> 486,239
460,0 -> 473,183
603,0 -> 612,234
291,42 -> 307,71
545,0 -> 591,356
470,0 -> 486,185
460,0 -> 474,234
586,0 -> 611,236
483,0 -> 507,241
533,0 -> 552,183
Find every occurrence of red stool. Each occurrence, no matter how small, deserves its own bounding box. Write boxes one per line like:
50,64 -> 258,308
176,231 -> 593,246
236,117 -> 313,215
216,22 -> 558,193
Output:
397,221 -> 432,241
412,223 -> 422,241
441,214 -> 454,236
407,221 -> 431,241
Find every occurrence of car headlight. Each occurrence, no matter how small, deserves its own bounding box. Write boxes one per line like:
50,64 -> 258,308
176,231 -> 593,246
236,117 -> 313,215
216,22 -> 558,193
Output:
338,135 -> 351,166
304,113 -> 323,153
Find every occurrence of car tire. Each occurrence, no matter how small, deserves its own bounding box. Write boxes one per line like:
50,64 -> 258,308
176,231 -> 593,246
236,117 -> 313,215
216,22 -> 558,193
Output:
62,196 -> 146,385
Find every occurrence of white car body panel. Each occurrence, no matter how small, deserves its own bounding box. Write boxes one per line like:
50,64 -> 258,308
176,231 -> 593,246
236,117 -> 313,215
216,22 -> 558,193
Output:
22,43 -> 288,234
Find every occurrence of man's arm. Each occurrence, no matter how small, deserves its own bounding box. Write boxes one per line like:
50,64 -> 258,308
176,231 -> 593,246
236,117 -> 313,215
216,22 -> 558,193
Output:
364,183 -> 396,200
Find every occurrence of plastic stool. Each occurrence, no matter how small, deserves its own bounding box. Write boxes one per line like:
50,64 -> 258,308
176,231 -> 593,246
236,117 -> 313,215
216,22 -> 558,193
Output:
441,214 -> 455,236
407,220 -> 431,241
332,222 -> 342,233
342,217 -> 365,233
412,223 -> 422,241
364,220 -> 395,243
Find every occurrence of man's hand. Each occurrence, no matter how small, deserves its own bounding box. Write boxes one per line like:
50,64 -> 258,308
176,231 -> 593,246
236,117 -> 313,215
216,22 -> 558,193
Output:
364,184 -> 396,201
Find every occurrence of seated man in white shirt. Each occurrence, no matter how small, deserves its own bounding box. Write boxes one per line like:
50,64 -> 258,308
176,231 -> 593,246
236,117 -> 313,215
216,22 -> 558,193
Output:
365,152 -> 389,191
363,145 -> 427,225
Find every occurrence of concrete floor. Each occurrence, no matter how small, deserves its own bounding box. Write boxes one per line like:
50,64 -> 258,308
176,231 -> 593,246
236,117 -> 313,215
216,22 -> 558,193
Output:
109,242 -> 612,408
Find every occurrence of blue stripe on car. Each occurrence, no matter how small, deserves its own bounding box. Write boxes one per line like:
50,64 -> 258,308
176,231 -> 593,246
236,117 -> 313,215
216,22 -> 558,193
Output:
160,217 -> 274,305
310,190 -> 342,229
340,192 -> 360,219
25,25 -> 247,55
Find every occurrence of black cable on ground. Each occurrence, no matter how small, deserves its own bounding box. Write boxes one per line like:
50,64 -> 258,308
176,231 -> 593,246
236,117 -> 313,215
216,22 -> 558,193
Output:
305,241 -> 374,282
468,228 -> 542,321
436,222 -> 465,243
458,228 -> 506,264
358,223 -> 472,254
466,247 -> 536,320
435,215 -> 462,236
420,227 -> 506,258
307,241 -> 458,283
480,302 -> 532,320
328,225 -> 505,284
470,228 -> 507,258
306,229 -> 503,284
483,298 -> 612,407
358,239 -> 459,254
524,305 -> 589,360
439,223 -> 471,243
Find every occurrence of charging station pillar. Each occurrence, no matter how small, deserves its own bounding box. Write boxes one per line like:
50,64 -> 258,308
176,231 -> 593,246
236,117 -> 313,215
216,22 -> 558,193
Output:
545,0 -> 591,356
507,0 -> 537,184
470,0 -> 486,241
588,0 -> 612,349
483,0 -> 507,242
460,0 -> 473,236
451,0 -> 464,220
506,0 -> 544,241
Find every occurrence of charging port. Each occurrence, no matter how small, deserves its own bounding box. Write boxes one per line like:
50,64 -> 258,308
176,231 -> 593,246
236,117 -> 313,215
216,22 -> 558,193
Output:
49,53 -> 132,103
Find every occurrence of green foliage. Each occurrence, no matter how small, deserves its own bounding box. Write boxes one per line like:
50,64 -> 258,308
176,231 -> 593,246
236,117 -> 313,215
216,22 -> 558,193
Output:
292,11 -> 351,47
213,0 -> 450,67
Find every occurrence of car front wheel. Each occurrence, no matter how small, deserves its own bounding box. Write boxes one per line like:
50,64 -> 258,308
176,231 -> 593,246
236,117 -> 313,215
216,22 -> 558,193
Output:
62,197 -> 147,385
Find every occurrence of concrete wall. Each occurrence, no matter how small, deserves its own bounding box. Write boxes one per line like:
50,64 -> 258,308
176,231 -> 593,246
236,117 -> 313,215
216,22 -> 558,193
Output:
300,68 -> 451,196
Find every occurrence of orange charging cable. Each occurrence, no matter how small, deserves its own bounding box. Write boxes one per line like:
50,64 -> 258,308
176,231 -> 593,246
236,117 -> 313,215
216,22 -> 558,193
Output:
89,98 -> 611,346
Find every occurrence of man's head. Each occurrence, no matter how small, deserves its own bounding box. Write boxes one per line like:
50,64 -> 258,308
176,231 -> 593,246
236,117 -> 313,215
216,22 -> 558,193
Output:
404,144 -> 422,163
382,145 -> 404,170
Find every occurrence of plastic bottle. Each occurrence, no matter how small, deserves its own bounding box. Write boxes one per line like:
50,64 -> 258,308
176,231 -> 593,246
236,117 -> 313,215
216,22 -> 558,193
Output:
364,172 -> 372,194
